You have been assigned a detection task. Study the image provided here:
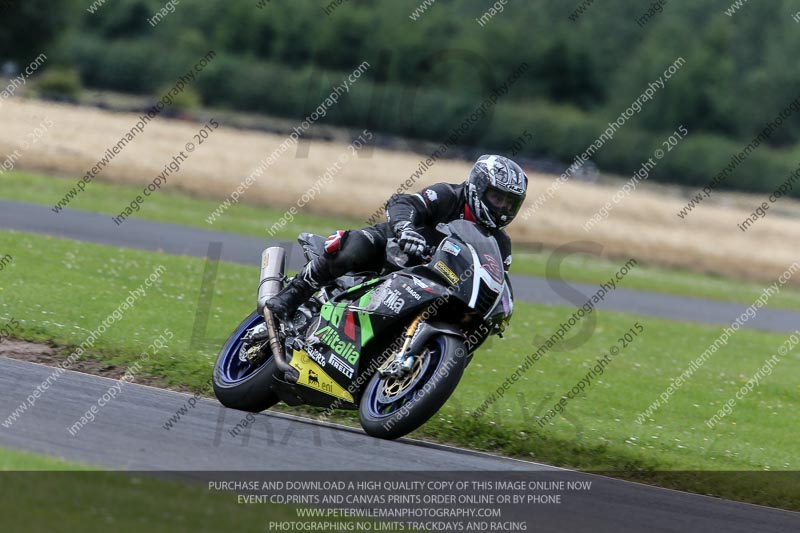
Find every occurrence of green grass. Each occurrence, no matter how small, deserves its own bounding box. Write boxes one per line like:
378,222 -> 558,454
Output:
0,447 -> 95,471
512,250 -> 800,311
0,230 -> 798,509
0,448 -> 318,532
4,170 -> 800,310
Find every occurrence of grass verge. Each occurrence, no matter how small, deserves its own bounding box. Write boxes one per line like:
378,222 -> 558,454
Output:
0,230 -> 798,509
3,170 -> 800,310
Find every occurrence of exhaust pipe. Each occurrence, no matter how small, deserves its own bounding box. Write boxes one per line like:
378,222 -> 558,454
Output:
256,247 -> 299,383
257,247 -> 286,315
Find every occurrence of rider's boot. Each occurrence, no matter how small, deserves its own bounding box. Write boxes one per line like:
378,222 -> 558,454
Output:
266,261 -> 323,323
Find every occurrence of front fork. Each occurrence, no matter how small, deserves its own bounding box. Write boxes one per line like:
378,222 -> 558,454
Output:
379,313 -> 425,379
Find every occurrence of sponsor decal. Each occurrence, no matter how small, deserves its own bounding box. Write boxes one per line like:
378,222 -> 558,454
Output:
411,276 -> 428,289
424,189 -> 438,202
442,241 -> 461,256
505,179 -> 525,194
382,289 -> 406,314
482,253 -> 502,281
314,325 -> 359,365
289,351 -> 354,402
411,276 -> 435,293
434,261 -> 459,285
305,346 -> 327,367
328,354 -> 354,379
402,283 -> 421,301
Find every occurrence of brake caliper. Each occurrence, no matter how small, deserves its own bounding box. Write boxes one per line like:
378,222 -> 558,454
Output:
239,323 -> 270,364
379,354 -> 415,379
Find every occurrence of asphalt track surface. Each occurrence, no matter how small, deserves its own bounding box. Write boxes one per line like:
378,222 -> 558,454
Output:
0,357 -> 797,532
2,199 -> 799,332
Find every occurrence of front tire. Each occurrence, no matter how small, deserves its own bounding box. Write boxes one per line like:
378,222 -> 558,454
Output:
213,311 -> 281,412
359,334 -> 467,440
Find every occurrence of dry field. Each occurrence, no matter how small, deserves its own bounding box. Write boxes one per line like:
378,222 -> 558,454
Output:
2,97 -> 798,284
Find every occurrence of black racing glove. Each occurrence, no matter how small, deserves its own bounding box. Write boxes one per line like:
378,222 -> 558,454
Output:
394,222 -> 427,258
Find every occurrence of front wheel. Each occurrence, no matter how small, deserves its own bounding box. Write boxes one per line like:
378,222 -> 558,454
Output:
359,334 -> 467,440
213,311 -> 281,412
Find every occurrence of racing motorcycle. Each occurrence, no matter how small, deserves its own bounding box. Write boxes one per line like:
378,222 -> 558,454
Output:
212,220 -> 514,440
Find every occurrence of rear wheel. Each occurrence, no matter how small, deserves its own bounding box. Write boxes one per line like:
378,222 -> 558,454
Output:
358,334 -> 467,440
213,311 -> 281,412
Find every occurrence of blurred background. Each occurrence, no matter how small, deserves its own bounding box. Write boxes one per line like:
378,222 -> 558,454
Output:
3,0 -> 800,283
5,0 -> 800,189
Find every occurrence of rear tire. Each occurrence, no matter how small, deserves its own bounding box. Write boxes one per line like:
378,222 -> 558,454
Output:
358,334 -> 467,440
213,311 -> 281,412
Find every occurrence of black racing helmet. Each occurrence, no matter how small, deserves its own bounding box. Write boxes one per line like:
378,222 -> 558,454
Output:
465,155 -> 528,229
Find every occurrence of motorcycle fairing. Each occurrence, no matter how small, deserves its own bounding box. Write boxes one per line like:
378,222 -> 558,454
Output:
423,231 -> 505,319
288,350 -> 355,403
289,271 -> 451,399
283,220 -> 510,405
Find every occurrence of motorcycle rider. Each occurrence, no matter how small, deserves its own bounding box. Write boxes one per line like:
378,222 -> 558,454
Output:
267,154 -> 528,322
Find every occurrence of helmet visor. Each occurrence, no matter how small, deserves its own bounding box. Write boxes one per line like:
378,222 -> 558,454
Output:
483,187 -> 524,222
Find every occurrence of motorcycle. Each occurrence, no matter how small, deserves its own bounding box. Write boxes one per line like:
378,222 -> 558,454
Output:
212,220 -> 514,440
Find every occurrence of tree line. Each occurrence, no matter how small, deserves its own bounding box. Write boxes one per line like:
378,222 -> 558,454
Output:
4,0 -> 800,196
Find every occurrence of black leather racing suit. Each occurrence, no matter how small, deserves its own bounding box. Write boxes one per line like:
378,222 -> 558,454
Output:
300,183 -> 512,289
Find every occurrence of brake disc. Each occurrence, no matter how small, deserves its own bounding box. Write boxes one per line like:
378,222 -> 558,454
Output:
377,349 -> 432,404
